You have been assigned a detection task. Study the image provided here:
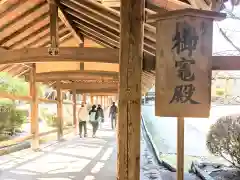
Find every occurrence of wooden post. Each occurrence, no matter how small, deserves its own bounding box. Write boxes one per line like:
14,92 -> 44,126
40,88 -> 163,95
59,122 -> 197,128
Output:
49,0 -> 59,56
96,96 -> 99,104
115,95 -> 118,103
72,88 -> 77,134
82,94 -> 86,103
107,96 -> 109,107
117,0 -> 144,180
104,96 -> 107,108
109,96 -> 112,106
56,81 -> 63,140
111,96 -> 113,105
30,63 -> 39,150
101,96 -> 103,106
90,95 -> 94,105
177,117 -> 185,180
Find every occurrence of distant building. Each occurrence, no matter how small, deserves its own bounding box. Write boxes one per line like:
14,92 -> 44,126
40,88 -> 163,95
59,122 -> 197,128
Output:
212,71 -> 240,97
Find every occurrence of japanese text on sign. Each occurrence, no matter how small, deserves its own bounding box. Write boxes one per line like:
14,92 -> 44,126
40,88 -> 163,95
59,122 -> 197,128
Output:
170,21 -> 200,104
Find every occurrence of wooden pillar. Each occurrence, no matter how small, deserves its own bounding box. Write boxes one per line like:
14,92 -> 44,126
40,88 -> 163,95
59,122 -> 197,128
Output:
115,95 -> 118,104
144,94 -> 146,105
109,96 -> 112,106
177,117 -> 185,180
56,81 -> 63,140
110,96 -> 113,105
30,63 -> 39,150
72,88 -> 77,133
101,96 -> 103,106
117,0 -> 144,180
107,96 -> 109,107
97,96 -> 99,104
104,96 -> 107,108
90,95 -> 94,105
82,94 -> 86,103
49,0 -> 59,55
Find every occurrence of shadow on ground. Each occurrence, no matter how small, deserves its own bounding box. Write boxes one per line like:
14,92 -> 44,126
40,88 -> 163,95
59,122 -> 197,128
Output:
0,123 -> 116,180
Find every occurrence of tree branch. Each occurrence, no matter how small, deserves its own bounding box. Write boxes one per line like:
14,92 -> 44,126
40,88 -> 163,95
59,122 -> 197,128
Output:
218,24 -> 240,52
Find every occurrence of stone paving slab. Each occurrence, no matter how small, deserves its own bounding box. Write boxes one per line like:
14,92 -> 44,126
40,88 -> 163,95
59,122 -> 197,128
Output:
0,121 -> 116,180
0,107 -> 201,180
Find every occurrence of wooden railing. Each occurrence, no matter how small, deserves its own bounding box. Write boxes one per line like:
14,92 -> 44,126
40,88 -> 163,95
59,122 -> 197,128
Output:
0,126 -> 74,149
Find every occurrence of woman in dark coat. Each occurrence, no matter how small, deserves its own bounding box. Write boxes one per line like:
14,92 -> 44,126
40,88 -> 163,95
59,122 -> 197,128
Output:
89,105 -> 98,138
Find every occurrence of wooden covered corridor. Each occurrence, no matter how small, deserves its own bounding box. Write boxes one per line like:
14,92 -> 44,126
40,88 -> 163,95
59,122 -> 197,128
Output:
0,0 -> 239,180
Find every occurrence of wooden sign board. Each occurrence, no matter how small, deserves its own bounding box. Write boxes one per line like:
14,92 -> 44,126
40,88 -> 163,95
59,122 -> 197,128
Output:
155,16 -> 213,118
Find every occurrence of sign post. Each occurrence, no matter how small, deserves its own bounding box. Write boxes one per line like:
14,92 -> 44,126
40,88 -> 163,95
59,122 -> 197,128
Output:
153,9 -> 225,180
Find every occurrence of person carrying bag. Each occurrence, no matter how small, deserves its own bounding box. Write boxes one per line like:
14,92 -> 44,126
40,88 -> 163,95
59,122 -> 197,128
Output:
89,105 -> 98,138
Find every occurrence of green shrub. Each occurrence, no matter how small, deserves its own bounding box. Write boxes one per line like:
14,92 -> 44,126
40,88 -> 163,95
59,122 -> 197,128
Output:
40,108 -> 57,127
9,109 -> 27,129
216,89 -> 225,96
206,114 -> 240,169
45,114 -> 57,127
0,104 -> 26,135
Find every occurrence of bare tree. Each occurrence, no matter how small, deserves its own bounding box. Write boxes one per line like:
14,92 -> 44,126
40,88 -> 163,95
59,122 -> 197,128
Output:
215,3 -> 240,55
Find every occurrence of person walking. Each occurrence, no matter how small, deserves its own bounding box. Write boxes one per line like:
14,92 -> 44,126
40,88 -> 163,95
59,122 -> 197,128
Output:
78,102 -> 88,138
109,102 -> 118,129
89,105 -> 98,138
96,104 -> 104,129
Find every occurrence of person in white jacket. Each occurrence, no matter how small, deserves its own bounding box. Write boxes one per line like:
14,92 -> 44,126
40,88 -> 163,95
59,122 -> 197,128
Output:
78,102 -> 89,138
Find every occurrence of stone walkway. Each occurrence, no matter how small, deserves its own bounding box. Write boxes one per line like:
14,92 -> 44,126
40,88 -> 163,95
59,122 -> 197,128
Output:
0,122 -> 116,180
0,117 -> 201,180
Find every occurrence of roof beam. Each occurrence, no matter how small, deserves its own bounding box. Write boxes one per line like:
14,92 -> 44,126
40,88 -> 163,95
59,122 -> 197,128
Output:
47,0 -> 84,45
142,55 -> 240,71
53,82 -> 118,90
0,47 -> 119,65
212,56 -> 240,70
86,92 -> 117,96
34,70 -> 119,82
75,88 -> 118,94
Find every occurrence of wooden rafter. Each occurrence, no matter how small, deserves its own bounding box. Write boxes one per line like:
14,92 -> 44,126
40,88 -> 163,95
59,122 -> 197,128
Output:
0,6 -> 49,46
0,1 -> 47,34
8,22 -> 52,49
61,0 -> 156,54
47,0 -> 84,45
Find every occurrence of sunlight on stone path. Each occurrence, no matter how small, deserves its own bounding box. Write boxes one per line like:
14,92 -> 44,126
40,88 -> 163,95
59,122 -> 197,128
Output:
0,120 -> 116,180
